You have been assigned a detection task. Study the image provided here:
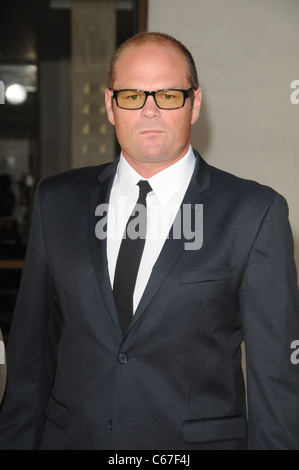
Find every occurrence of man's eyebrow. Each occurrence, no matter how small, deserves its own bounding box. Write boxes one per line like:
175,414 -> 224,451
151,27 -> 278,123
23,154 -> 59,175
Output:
116,85 -> 188,91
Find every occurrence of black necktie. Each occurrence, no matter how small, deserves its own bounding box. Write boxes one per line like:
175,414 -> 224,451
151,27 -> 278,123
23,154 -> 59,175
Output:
113,180 -> 152,333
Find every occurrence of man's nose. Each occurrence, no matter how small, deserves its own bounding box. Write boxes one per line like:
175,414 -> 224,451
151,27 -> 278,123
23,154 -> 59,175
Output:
140,95 -> 161,117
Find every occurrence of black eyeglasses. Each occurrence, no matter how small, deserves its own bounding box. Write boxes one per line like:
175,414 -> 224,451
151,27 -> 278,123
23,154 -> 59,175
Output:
112,88 -> 194,110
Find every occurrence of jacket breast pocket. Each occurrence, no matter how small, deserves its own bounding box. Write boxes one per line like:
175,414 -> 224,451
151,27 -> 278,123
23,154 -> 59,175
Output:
182,265 -> 235,284
45,394 -> 69,430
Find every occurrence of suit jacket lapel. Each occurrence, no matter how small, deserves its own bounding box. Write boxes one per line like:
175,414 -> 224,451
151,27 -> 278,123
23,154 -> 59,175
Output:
128,151 -> 211,332
88,158 -> 123,335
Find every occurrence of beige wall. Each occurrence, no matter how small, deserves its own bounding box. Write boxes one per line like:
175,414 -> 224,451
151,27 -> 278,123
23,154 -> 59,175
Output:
148,0 -> 299,276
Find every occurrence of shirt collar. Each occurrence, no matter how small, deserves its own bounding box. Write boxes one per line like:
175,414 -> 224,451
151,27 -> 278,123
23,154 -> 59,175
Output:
115,155 -> 142,198
149,146 -> 196,203
116,145 -> 196,203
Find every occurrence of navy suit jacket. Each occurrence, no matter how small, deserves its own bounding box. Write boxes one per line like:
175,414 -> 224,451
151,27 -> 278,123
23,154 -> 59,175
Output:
0,150 -> 299,449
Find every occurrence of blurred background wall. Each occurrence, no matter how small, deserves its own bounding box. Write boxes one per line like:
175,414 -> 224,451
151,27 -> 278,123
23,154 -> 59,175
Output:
149,0 -> 299,276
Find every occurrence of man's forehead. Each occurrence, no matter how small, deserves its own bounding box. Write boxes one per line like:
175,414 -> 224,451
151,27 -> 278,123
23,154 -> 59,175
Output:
113,42 -> 189,84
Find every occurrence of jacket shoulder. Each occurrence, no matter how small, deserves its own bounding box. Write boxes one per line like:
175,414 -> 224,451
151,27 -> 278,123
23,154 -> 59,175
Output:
193,149 -> 279,206
36,160 -> 117,196
209,163 -> 281,207
192,149 -> 287,221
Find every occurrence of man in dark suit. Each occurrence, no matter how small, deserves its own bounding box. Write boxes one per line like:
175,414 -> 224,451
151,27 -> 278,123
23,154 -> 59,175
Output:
0,32 -> 298,450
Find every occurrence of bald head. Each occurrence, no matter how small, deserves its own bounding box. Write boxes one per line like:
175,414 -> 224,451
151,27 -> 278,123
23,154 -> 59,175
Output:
108,32 -> 199,91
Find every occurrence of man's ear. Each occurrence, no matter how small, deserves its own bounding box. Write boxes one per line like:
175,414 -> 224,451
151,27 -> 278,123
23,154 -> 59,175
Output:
191,88 -> 202,125
105,88 -> 115,125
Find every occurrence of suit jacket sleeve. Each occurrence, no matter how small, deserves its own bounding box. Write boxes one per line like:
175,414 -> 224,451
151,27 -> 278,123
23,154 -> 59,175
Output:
240,193 -> 299,449
0,181 -> 58,449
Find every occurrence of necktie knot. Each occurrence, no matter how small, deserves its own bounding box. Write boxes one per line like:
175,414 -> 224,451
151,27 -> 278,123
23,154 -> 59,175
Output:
137,180 -> 152,202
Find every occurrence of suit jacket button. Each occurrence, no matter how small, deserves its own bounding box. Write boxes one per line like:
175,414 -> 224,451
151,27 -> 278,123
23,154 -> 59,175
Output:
107,419 -> 112,430
118,353 -> 128,364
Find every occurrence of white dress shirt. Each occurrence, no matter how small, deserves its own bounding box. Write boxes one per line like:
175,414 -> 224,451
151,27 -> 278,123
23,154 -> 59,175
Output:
107,145 -> 196,312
